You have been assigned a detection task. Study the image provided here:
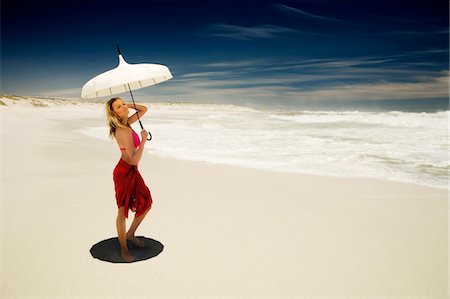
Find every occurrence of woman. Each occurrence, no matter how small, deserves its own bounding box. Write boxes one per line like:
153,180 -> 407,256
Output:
106,97 -> 153,262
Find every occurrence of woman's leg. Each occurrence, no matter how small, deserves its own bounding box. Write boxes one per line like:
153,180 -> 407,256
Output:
116,207 -> 135,262
126,205 -> 151,247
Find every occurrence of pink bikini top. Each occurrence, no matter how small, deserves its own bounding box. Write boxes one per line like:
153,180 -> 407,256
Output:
119,129 -> 140,150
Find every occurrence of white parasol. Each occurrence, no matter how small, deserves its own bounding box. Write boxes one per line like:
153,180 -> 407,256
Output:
81,45 -> 173,140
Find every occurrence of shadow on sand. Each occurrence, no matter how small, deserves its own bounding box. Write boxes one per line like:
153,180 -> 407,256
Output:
90,236 -> 164,263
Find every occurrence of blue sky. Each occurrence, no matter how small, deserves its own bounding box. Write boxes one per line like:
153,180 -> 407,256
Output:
2,0 -> 449,110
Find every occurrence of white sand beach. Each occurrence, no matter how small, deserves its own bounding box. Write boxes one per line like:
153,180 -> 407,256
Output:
1,96 -> 448,298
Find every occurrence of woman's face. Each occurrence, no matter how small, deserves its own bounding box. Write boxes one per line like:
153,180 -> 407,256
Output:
112,99 -> 129,120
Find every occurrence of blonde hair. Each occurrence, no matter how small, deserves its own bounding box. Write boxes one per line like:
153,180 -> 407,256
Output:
105,97 -> 130,140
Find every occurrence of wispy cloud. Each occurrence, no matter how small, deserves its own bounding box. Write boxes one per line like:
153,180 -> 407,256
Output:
179,71 -> 233,79
197,49 -> 448,74
274,3 -> 347,23
200,58 -> 275,68
205,23 -> 308,40
381,29 -> 450,35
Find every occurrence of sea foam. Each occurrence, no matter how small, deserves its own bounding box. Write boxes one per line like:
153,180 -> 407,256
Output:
76,103 -> 449,189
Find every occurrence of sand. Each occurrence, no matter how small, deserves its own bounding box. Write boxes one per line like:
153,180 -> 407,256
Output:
0,97 -> 448,298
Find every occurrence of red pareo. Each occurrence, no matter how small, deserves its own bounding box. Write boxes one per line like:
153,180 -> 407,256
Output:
113,158 -> 152,218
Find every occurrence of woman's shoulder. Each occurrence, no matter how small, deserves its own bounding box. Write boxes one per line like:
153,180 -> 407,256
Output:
115,126 -> 131,138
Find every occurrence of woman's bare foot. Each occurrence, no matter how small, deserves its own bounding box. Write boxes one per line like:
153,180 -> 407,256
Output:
121,250 -> 135,263
126,234 -> 145,248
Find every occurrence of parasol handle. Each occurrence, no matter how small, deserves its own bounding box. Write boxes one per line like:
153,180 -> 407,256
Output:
138,119 -> 152,141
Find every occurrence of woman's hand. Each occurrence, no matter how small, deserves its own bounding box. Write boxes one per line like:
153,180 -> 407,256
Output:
140,129 -> 148,142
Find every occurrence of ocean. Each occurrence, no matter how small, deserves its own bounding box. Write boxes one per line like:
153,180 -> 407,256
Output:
76,103 -> 449,189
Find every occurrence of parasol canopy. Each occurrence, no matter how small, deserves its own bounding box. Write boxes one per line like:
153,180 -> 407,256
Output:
81,47 -> 173,99
81,45 -> 173,141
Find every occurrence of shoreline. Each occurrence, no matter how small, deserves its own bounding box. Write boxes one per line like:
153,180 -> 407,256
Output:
136,152 -> 450,191
73,125 -> 449,191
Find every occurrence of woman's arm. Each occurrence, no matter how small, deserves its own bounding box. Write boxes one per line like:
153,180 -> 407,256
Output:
127,103 -> 148,125
116,128 -> 147,166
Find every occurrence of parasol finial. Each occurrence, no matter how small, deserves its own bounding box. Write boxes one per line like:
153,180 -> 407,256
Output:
116,44 -> 122,56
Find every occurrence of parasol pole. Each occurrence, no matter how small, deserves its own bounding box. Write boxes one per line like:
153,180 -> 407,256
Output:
117,44 -> 152,141
127,83 -> 152,141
